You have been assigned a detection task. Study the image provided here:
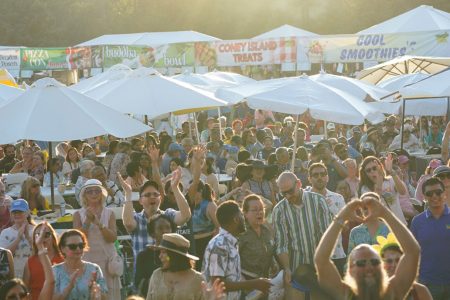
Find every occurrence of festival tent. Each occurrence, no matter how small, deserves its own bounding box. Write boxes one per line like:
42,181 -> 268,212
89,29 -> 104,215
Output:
70,64 -> 132,93
358,5 -> 450,34
252,24 -> 317,39
76,31 -> 220,46
94,67 -> 229,119
357,56 -> 450,84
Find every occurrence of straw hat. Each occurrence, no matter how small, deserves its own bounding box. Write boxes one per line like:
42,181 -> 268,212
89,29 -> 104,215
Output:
79,179 -> 108,206
150,233 -> 199,260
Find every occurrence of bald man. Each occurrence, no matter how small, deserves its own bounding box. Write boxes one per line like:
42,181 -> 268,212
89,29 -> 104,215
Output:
273,171 -> 333,299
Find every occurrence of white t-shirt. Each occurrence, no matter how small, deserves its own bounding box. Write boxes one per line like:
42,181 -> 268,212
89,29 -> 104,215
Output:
0,225 -> 34,278
361,177 -> 407,225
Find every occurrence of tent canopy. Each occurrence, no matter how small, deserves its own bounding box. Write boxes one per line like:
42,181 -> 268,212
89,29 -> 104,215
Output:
252,24 -> 317,39
77,31 -> 220,46
358,5 -> 450,34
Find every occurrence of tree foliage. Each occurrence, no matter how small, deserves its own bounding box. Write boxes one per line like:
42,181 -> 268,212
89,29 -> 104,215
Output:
1,0 -> 450,47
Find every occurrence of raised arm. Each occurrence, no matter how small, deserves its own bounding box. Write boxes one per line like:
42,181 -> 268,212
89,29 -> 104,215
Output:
441,121 -> 450,163
118,172 -> 137,233
385,154 -> 407,195
314,200 -> 364,297
147,145 -> 164,196
170,167 -> 191,225
187,146 -> 206,201
363,196 -> 420,299
36,222 -> 55,300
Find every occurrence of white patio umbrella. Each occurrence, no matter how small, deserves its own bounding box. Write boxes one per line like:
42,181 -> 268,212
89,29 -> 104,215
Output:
0,83 -> 23,104
203,71 -> 256,86
0,77 -> 152,144
70,64 -> 132,93
357,56 -> 450,84
311,72 -> 401,114
377,73 -> 429,92
95,67 -> 229,119
401,68 -> 450,98
0,77 -> 152,207
172,71 -> 232,92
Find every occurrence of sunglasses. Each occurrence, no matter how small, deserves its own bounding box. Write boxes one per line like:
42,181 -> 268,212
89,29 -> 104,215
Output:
383,257 -> 400,265
353,258 -> 381,268
424,189 -> 443,197
142,192 -> 161,198
85,189 -> 102,195
365,166 -> 378,173
65,242 -> 86,251
311,171 -> 327,178
35,232 -> 52,239
6,292 -> 29,300
280,186 -> 296,197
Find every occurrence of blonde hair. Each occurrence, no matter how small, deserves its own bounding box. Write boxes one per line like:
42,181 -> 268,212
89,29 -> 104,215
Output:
80,185 -> 107,208
20,176 -> 46,210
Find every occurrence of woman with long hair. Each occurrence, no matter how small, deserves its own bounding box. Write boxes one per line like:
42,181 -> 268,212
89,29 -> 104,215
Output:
72,179 -> 120,299
52,229 -> 107,300
62,147 -> 80,178
23,222 -> 63,300
0,247 -> 13,288
0,199 -> 35,278
20,177 -> 49,213
29,151 -> 46,184
358,155 -> 407,224
146,233 -> 203,300
202,157 -> 219,199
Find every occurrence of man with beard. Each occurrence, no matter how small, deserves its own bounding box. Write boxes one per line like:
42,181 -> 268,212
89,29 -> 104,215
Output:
202,200 -> 272,300
314,192 -> 420,300
0,144 -> 18,174
306,163 -> 347,275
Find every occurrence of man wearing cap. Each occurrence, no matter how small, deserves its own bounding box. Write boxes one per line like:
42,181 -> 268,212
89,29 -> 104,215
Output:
411,177 -> 450,300
433,165 -> 450,207
360,126 -> 382,155
382,115 -> 399,148
326,123 -> 337,139
389,124 -> 419,151
347,126 -> 362,151
0,199 -> 34,278
161,142 -> 183,176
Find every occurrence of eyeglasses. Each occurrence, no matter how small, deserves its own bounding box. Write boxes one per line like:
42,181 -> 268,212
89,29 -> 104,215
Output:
424,189 -> 444,197
311,171 -> 327,178
142,192 -> 161,198
280,186 -> 296,197
65,242 -> 86,251
353,258 -> 381,268
6,292 -> 29,300
35,232 -> 52,239
383,257 -> 400,265
365,166 -> 378,174
85,189 -> 102,195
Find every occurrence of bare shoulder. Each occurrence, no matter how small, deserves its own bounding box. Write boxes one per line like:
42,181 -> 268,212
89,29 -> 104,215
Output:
413,282 -> 433,300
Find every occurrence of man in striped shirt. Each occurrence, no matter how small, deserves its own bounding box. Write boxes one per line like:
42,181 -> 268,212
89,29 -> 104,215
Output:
273,171 -> 333,300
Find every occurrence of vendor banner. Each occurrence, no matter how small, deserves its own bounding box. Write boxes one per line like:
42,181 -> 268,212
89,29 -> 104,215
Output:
21,47 -> 92,70
0,49 -> 20,70
297,30 -> 450,64
102,43 -> 195,68
207,38 -> 297,67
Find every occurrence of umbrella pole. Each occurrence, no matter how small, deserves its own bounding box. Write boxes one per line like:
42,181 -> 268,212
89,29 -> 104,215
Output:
400,98 -> 406,151
188,114 -> 193,139
144,115 -> 149,140
217,108 -> 223,138
48,141 -> 55,210
324,120 -> 328,139
193,112 -> 200,145
447,97 -> 450,124
291,115 -> 299,172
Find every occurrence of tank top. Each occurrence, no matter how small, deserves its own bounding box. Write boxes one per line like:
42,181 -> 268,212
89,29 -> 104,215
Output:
0,248 -> 10,286
192,200 -> 215,235
248,179 -> 272,200
28,254 -> 64,300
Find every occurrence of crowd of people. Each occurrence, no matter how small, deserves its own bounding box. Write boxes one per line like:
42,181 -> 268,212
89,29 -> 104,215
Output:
0,108 -> 449,300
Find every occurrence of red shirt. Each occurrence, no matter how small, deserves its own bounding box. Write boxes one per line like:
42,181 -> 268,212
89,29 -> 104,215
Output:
28,253 -> 64,300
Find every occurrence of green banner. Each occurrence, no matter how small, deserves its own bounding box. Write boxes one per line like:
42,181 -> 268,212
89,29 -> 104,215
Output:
102,43 -> 195,68
20,47 -> 92,70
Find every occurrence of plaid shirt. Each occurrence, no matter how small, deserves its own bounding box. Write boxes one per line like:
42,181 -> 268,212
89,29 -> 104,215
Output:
131,209 -> 176,259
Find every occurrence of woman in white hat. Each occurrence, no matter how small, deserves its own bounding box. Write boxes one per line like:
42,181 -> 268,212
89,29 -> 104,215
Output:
147,233 -> 203,300
73,179 -> 120,299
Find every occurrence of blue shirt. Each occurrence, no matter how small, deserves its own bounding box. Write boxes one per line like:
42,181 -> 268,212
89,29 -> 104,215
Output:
411,205 -> 450,285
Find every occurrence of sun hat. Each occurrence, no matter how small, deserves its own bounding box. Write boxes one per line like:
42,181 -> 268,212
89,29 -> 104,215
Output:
79,179 -> 108,204
10,199 -> 30,212
150,233 -> 199,260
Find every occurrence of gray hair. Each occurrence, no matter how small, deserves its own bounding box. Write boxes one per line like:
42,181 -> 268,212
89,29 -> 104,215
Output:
79,160 -> 95,176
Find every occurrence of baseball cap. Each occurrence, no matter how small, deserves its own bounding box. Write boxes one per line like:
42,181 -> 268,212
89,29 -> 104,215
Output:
10,199 -> 30,212
168,143 -> 183,152
433,165 -> 450,177
326,123 -> 336,131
